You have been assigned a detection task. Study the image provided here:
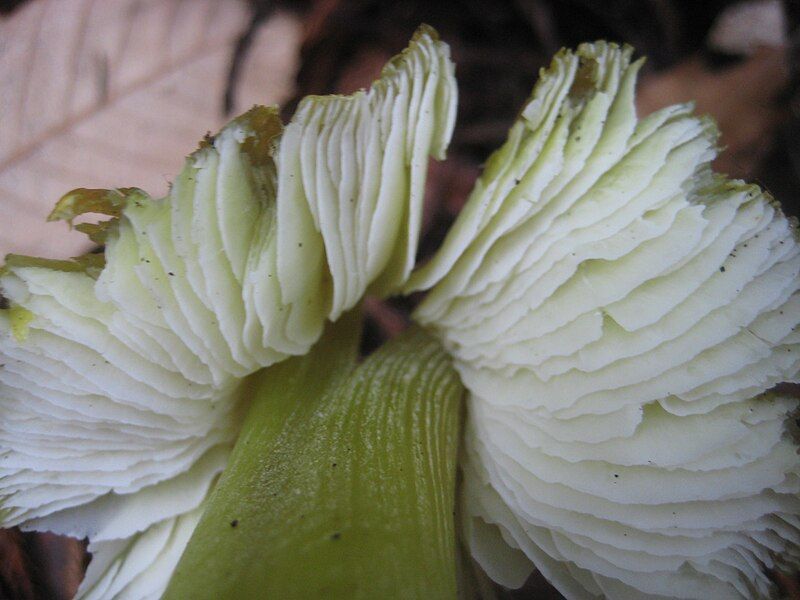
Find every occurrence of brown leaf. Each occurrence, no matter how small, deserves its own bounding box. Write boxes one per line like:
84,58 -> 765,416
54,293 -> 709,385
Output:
0,0 -> 301,259
28,532 -> 88,600
0,528 -> 40,599
636,47 -> 789,178
0,527 -> 87,600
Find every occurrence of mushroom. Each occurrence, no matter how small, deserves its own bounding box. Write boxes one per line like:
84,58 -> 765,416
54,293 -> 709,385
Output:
410,41 -> 800,598
0,27 -> 456,599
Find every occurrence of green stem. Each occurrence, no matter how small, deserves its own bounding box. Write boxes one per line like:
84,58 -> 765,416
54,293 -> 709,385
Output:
164,312 -> 464,599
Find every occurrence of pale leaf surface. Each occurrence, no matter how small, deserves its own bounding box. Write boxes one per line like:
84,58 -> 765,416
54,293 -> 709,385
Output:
0,0 -> 301,259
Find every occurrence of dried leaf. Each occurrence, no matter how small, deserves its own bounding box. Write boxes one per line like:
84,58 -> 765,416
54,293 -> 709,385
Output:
0,528 -> 40,599
0,0 -> 300,259
707,0 -> 787,56
0,527 -> 86,600
636,47 -> 789,177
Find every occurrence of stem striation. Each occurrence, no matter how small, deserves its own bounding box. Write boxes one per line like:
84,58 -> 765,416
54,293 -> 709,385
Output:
164,312 -> 464,599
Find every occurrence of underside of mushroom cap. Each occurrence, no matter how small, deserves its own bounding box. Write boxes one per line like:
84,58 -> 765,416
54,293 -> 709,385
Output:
0,26 -> 456,599
413,41 -> 800,599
